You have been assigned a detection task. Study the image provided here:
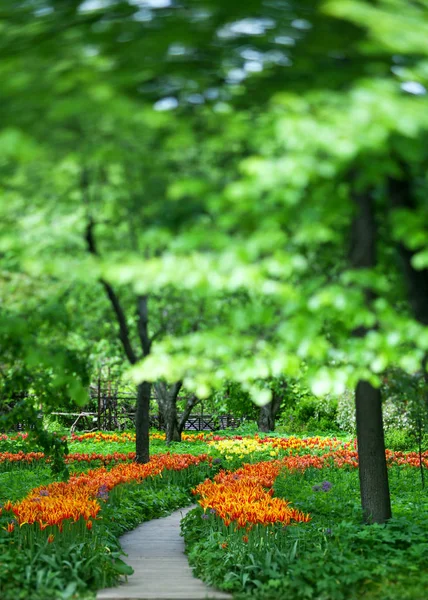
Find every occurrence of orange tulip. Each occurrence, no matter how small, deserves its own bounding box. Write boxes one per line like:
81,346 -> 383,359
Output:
8,453 -> 210,532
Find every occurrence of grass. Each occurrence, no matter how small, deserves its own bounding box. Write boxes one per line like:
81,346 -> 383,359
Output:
0,467 -> 55,504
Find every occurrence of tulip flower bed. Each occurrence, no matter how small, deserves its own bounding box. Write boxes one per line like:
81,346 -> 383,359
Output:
0,450 -> 140,471
69,430 -> 214,443
207,436 -> 428,471
183,451 -> 428,600
2,436 -> 427,474
0,450 -> 216,600
194,461 -> 311,530
1,431 -> 427,600
2,453 -> 209,537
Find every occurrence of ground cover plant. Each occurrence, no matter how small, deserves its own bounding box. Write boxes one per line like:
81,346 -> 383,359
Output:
182,436 -> 428,600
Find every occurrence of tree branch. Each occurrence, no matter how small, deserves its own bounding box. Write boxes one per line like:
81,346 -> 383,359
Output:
154,381 -> 168,410
272,381 -> 287,417
85,218 -> 138,365
179,392 -> 200,432
137,295 -> 151,356
149,327 -> 165,346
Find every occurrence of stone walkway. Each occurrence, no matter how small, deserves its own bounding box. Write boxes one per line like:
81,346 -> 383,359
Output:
97,505 -> 232,600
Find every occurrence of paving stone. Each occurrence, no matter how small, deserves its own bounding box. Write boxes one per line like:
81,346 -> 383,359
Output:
96,506 -> 232,600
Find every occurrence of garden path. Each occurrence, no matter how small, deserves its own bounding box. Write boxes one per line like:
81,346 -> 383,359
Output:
96,505 -> 233,600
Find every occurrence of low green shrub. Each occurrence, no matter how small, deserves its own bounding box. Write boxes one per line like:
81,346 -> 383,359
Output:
384,429 -> 416,452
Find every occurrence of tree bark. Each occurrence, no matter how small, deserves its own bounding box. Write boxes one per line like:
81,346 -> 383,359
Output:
134,295 -> 153,461
154,381 -> 183,443
258,403 -> 275,432
135,381 -> 151,463
178,393 -> 201,433
355,381 -> 391,523
350,192 -> 392,524
257,389 -> 284,433
388,175 -> 428,325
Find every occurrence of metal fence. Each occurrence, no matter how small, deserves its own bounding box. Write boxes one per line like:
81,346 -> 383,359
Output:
2,384 -> 245,432
48,411 -> 244,432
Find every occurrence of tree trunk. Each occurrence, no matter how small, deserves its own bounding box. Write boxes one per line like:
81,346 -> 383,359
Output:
388,175 -> 428,325
350,191 -> 392,524
135,381 -> 151,463
258,403 -> 275,432
85,216 -> 151,462
257,389 -> 284,433
154,381 -> 183,444
135,295 -> 152,460
165,401 -> 181,443
355,381 -> 391,523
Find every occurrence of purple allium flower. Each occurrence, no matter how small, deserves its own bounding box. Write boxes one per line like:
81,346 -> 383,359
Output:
213,458 -> 222,465
96,484 -> 109,500
321,481 -> 332,492
39,490 -> 49,497
312,484 -> 321,492
201,513 -> 210,520
325,528 -> 332,535
209,508 -> 216,514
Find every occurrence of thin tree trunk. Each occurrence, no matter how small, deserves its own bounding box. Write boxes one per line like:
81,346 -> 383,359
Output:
350,191 -> 392,524
85,212 -> 151,461
165,406 -> 181,442
135,381 -> 151,463
135,295 -> 152,460
154,381 -> 182,444
178,393 -> 201,434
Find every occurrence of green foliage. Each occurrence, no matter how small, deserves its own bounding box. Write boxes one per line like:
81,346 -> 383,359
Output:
1,0 -> 428,566
2,0 -> 428,410
210,382 -> 259,420
276,382 -> 339,434
0,467 -> 54,504
384,429 -> 417,452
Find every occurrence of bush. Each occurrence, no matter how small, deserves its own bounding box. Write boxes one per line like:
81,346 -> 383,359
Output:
384,429 -> 415,452
278,395 -> 338,434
